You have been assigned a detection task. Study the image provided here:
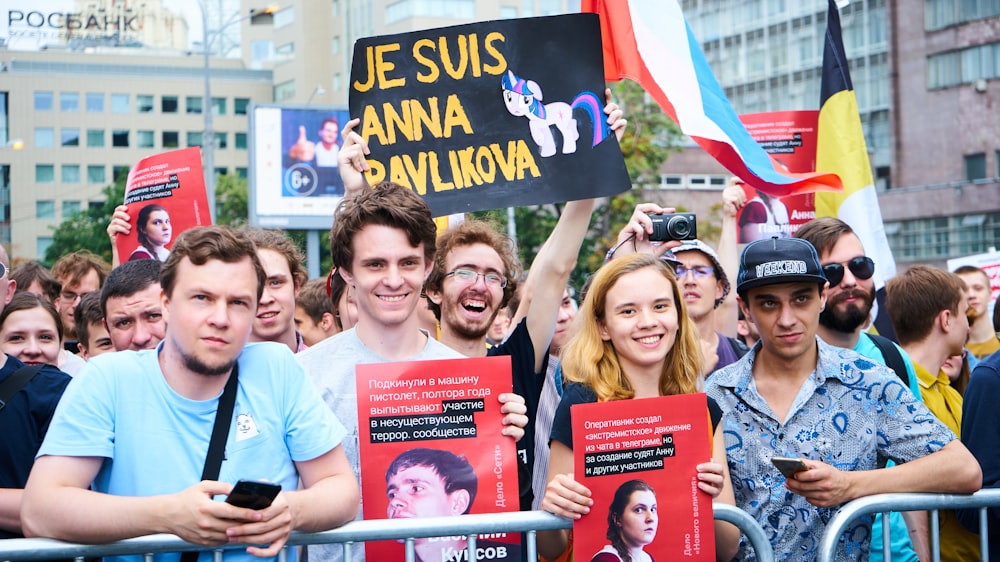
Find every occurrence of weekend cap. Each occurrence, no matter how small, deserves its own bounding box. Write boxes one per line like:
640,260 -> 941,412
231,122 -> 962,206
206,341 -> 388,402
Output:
736,236 -> 827,295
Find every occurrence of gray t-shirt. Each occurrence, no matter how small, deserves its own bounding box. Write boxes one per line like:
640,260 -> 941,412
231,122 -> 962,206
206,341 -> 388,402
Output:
296,327 -> 461,562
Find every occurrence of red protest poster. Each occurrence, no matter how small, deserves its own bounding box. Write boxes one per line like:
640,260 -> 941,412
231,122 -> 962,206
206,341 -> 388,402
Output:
737,111 -> 819,243
357,356 -> 521,562
572,393 -> 714,562
116,147 -> 211,262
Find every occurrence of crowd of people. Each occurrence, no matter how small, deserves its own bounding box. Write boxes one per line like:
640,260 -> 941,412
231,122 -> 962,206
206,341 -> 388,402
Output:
1,93 -> 998,562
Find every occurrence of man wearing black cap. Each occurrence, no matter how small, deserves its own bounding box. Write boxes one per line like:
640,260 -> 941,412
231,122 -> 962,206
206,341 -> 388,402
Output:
705,236 -> 981,562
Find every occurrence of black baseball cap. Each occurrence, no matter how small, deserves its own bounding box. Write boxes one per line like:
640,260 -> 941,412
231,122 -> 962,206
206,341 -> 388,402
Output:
736,237 -> 828,295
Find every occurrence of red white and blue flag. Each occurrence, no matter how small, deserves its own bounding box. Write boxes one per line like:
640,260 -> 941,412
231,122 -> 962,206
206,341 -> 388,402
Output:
582,0 -> 842,197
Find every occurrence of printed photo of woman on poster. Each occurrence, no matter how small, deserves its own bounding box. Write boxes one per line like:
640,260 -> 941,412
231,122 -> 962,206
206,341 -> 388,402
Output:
592,480 -> 658,562
128,204 -> 171,262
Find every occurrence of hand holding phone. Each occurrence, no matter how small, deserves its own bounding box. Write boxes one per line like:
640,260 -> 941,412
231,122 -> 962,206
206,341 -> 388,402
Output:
225,480 -> 282,510
770,456 -> 808,479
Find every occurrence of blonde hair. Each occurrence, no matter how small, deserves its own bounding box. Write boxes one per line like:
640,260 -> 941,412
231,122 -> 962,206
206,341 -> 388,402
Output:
561,254 -> 702,401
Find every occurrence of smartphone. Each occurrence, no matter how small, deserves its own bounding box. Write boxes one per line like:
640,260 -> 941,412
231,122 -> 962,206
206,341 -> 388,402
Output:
770,456 -> 808,479
225,480 -> 281,510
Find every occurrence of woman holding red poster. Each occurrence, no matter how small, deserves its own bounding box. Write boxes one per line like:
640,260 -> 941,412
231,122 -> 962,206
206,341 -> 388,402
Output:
537,254 -> 739,562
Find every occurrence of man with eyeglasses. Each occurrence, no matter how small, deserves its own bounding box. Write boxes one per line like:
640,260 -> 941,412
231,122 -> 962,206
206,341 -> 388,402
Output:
796,217 -> 927,562
50,250 -> 110,348
423,200 -> 597,512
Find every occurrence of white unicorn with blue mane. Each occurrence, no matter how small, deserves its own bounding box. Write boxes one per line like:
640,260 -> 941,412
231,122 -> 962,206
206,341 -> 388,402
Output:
501,69 -> 610,157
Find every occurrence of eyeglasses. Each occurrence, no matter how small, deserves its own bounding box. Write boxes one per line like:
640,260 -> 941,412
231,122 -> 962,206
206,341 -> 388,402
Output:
675,264 -> 715,278
822,256 -> 875,287
443,269 -> 507,289
59,290 -> 88,303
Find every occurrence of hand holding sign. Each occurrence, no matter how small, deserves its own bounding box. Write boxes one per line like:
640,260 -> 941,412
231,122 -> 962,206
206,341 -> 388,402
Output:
288,126 -> 316,162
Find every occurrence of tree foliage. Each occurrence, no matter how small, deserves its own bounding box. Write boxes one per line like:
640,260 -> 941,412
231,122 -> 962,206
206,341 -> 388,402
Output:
44,178 -> 126,266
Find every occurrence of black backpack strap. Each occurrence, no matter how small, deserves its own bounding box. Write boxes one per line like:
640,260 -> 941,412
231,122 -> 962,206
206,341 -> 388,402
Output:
0,364 -> 45,412
728,336 -> 750,359
868,334 -> 910,387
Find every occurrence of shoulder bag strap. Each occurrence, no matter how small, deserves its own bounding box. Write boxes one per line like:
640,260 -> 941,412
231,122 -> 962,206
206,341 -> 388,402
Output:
0,364 -> 45,412
181,363 -> 239,562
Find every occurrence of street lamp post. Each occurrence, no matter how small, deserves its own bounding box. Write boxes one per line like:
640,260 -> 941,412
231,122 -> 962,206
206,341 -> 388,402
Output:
201,3 -> 277,221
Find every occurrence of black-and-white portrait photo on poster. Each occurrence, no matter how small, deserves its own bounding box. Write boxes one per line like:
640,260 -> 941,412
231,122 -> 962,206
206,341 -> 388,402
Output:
348,14 -> 631,216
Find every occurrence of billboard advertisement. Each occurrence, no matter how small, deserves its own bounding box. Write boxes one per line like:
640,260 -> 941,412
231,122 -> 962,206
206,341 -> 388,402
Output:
249,104 -> 351,230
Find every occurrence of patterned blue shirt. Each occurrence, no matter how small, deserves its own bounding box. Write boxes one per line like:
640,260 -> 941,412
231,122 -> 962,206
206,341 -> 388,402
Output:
706,337 -> 956,562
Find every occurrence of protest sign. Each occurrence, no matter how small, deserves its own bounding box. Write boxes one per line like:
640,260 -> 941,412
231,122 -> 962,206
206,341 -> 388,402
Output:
572,393 -> 714,561
737,111 -> 820,243
348,14 -> 630,216
117,147 -> 210,262
357,356 -> 520,562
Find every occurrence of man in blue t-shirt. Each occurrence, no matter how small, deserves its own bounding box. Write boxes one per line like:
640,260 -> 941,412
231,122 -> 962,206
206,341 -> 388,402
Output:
22,226 -> 359,562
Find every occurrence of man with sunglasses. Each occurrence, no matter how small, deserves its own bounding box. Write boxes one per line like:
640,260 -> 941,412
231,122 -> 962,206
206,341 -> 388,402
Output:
796,217 -> 926,562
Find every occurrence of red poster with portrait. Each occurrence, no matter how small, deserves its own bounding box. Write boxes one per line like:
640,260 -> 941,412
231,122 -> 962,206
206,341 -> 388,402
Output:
356,356 -> 521,562
572,393 -> 715,562
116,147 -> 211,263
736,111 -> 820,243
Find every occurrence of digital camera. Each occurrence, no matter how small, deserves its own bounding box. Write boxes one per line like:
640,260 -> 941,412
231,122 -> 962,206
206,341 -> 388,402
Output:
649,213 -> 697,242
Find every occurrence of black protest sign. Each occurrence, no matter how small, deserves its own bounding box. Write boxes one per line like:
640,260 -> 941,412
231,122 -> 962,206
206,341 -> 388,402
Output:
348,14 -> 631,216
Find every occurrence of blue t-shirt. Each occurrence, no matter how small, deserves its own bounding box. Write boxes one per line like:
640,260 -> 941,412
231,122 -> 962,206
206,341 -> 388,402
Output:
39,342 -> 346,562
854,334 -> 921,562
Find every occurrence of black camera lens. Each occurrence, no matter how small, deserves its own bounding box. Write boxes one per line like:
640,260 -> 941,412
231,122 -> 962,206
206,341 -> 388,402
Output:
669,216 -> 691,238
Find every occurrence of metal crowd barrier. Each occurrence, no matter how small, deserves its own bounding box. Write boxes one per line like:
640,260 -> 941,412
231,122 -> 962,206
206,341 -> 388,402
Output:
0,505 -> 773,562
818,489 -> 1000,562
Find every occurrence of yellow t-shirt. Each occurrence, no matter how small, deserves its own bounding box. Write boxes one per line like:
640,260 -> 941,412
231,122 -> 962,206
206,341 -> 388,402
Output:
967,337 -> 1000,359
914,362 -> 980,562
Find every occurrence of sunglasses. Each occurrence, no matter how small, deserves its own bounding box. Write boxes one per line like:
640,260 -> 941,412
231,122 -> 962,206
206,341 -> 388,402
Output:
822,256 -> 875,287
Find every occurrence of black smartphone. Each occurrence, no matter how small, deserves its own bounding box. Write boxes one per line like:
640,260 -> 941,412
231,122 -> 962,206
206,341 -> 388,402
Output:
770,456 -> 808,479
225,480 -> 281,510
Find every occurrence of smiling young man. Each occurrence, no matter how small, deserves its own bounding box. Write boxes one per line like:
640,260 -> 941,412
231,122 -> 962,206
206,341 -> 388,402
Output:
244,228 -> 308,353
23,226 -> 359,561
705,237 -> 981,562
296,182 -> 527,562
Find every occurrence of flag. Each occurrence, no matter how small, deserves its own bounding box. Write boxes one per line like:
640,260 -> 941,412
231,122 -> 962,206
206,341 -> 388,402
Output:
815,0 -> 897,338
581,0 -> 842,197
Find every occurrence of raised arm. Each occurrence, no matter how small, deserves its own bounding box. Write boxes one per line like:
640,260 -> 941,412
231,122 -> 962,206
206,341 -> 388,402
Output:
338,118 -> 371,199
106,204 -> 131,269
510,91 -> 626,373
714,179 -> 744,338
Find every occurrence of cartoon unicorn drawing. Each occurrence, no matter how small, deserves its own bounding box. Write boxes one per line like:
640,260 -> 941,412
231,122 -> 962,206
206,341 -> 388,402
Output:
501,69 -> 610,157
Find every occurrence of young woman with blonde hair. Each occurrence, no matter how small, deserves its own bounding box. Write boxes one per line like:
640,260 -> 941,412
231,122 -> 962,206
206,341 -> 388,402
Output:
538,253 -> 739,562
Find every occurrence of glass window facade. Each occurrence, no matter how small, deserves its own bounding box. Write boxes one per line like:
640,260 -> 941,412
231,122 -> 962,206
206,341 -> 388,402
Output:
61,128 -> 80,147
34,91 -> 53,111
87,165 -> 106,184
62,165 -> 80,183
36,200 -> 55,219
163,131 -> 180,148
111,93 -> 130,113
86,93 -> 104,112
137,95 -> 154,113
35,165 -> 55,184
112,130 -> 129,147
87,129 -> 105,147
34,127 -> 54,148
